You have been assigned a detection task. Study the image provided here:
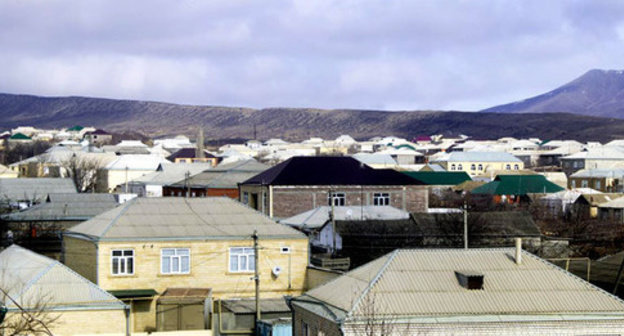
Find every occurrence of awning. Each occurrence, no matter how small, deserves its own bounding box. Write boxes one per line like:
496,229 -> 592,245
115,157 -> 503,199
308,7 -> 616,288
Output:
157,288 -> 212,305
221,298 -> 290,314
109,289 -> 158,300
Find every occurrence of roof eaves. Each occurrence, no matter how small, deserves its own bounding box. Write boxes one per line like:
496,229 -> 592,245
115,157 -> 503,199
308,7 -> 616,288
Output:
346,249 -> 399,320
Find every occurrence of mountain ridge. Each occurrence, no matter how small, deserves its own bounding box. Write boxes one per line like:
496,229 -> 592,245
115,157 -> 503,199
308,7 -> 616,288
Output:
483,69 -> 624,118
2,92 -> 624,142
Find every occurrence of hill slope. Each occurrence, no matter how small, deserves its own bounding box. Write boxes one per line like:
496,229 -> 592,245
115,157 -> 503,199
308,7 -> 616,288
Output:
2,93 -> 624,142
483,69 -> 624,118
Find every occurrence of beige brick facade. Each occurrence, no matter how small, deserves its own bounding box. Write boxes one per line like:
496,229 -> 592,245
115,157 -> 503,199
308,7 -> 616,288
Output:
64,236 -> 309,332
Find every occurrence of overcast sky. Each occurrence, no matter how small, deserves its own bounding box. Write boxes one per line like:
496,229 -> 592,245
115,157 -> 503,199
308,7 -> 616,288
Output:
1,0 -> 624,111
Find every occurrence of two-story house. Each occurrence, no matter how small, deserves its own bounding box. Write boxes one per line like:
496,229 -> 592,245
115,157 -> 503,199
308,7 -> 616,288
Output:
238,156 -> 428,219
431,152 -> 524,176
63,197 -> 308,333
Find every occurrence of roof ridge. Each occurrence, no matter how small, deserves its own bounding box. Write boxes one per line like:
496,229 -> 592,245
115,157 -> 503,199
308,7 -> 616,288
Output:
99,197 -> 138,239
346,249 -> 399,319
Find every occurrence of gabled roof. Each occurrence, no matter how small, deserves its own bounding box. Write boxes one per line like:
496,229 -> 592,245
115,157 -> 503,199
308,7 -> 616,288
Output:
166,147 -> 218,161
598,195 -> 624,209
563,147 -> 624,160
0,178 -> 76,201
242,156 -> 423,186
86,129 -> 110,135
0,245 -> 125,311
9,132 -> 31,140
67,125 -> 84,132
168,159 -> 269,189
296,248 -> 624,321
471,175 -> 564,195
571,169 -> 624,178
66,197 -> 306,241
576,193 -> 624,206
403,171 -> 471,186
128,163 -> 213,186
1,193 -> 118,222
104,155 -> 171,170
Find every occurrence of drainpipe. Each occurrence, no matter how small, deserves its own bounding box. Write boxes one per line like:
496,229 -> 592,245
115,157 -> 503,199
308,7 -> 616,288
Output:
124,305 -> 131,336
515,238 -> 522,265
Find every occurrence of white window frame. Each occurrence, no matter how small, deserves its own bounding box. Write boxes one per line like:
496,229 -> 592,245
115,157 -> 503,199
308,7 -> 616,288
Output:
328,192 -> 346,206
161,248 -> 191,274
514,164 -> 519,170
571,180 -> 576,188
478,164 -> 483,170
457,164 -> 463,170
505,164 -> 511,170
373,192 -> 390,206
229,247 -> 255,273
470,164 -> 476,171
242,192 -> 249,204
111,249 -> 134,276
581,180 -> 589,188
450,164 -> 456,171
595,180 -> 601,189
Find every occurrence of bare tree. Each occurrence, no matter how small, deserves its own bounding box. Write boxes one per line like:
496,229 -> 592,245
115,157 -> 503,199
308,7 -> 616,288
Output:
347,290 -> 410,336
61,154 -> 105,193
0,259 -> 58,335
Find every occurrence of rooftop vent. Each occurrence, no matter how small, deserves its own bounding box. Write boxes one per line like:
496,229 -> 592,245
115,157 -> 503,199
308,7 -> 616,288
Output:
455,271 -> 484,290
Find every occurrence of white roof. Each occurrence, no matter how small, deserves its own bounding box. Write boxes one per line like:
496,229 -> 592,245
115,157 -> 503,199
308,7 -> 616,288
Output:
280,206 -> 410,229
116,140 -> 147,147
571,169 -> 624,178
0,245 -> 125,311
563,147 -> 624,160
351,153 -> 397,166
104,155 -> 171,171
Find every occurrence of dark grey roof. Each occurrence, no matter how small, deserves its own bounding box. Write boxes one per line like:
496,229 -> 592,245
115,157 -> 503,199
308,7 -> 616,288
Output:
242,156 -> 424,186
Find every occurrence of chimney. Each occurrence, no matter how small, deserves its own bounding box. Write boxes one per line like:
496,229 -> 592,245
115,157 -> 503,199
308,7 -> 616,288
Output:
515,238 -> 522,265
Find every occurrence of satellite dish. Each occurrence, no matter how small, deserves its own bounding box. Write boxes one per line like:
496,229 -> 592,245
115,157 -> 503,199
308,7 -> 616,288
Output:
272,266 -> 282,277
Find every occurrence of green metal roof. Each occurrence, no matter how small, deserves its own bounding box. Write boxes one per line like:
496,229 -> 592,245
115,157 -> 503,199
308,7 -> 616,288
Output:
67,125 -> 84,131
109,289 -> 158,299
403,171 -> 472,186
9,132 -> 31,140
471,175 -> 564,195
393,144 -> 416,151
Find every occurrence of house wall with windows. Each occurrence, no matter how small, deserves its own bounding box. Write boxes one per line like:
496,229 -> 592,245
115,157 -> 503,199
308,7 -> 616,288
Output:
441,160 -> 524,176
64,236 -> 308,332
239,185 -> 428,219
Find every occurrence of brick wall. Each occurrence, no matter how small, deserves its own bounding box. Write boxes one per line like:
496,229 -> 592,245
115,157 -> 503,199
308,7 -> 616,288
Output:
293,304 -> 342,336
269,185 -> 428,218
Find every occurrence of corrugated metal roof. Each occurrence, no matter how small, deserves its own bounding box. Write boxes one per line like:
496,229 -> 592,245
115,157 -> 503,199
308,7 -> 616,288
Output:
129,163 -> 213,185
66,197 -> 306,241
471,175 -> 564,195
0,245 -> 125,310
1,193 -> 118,221
571,169 -> 624,178
104,154 -> 171,170
0,178 -> 76,201
168,159 -> 269,189
303,248 -> 624,320
351,153 -> 397,166
563,147 -> 624,160
280,206 -> 410,230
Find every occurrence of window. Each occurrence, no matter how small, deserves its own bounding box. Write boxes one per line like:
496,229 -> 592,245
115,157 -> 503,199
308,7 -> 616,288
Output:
457,164 -> 463,170
478,164 -> 483,170
581,180 -> 589,188
470,164 -> 476,171
514,164 -> 519,170
505,164 -> 511,170
573,161 -> 578,168
450,164 -> 456,171
302,322 -> 309,336
373,193 -> 390,206
229,247 -> 255,272
328,192 -> 346,206
161,248 -> 190,274
242,192 -> 249,204
111,249 -> 134,275
595,180 -> 601,189
571,180 -> 576,188
281,246 -> 291,254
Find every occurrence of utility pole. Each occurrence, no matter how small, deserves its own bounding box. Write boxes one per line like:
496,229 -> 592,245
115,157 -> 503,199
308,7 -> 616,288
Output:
330,189 -> 336,256
463,201 -> 468,249
185,171 -> 191,198
124,166 -> 129,193
253,230 -> 261,323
